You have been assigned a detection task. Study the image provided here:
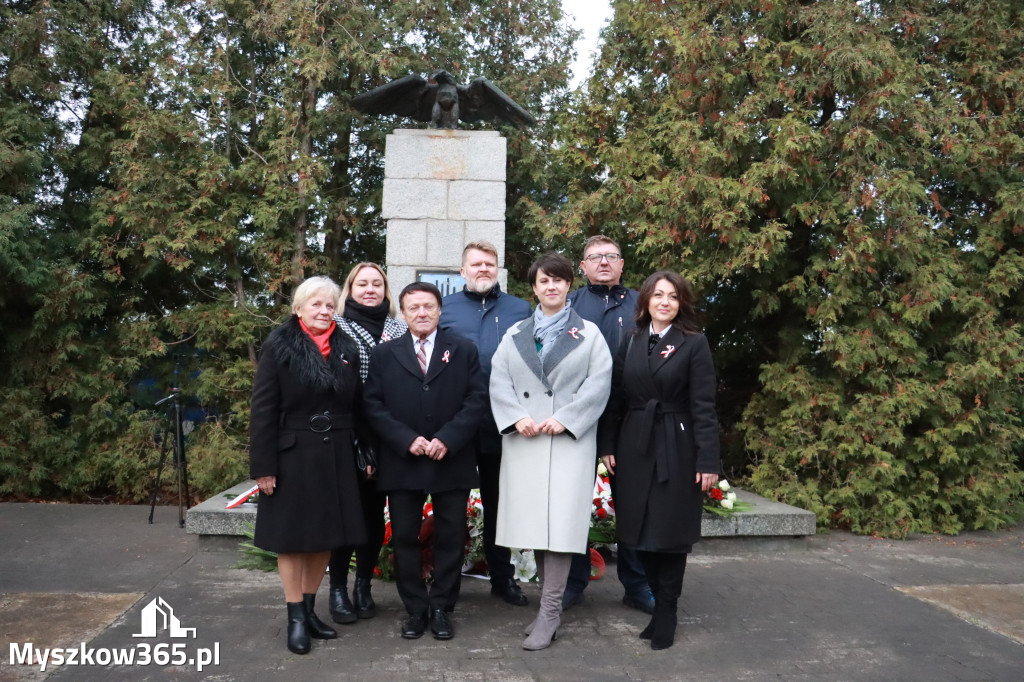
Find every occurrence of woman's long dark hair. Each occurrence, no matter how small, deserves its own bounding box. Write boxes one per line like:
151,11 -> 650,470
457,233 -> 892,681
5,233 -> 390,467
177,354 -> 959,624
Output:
634,271 -> 701,335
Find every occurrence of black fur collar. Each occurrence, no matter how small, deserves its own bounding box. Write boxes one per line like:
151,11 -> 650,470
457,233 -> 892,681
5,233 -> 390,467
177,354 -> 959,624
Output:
265,315 -> 355,392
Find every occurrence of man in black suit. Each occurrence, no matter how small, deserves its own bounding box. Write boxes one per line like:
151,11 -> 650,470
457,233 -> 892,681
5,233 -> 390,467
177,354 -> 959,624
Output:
363,282 -> 487,641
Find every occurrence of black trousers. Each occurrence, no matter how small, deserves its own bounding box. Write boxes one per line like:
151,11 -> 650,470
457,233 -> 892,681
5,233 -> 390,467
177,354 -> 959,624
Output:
477,447 -> 513,584
329,474 -> 386,586
388,488 -> 469,615
636,551 -> 687,609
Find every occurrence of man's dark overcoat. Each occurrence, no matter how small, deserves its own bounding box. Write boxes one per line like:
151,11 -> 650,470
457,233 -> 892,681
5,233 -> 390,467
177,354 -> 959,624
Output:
362,329 -> 487,493
598,326 -> 721,552
249,315 -> 367,553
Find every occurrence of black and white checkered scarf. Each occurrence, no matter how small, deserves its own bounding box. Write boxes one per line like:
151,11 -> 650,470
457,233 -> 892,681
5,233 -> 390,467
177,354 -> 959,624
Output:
334,315 -> 408,381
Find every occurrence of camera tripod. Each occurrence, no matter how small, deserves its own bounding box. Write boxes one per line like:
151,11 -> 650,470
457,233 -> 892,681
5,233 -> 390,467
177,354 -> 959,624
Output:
147,388 -> 192,527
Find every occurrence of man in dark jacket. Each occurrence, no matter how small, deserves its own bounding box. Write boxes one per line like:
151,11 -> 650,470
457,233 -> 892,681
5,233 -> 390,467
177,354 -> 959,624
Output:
364,282 -> 487,641
567,236 -> 641,351
440,241 -> 531,606
563,235 -> 654,615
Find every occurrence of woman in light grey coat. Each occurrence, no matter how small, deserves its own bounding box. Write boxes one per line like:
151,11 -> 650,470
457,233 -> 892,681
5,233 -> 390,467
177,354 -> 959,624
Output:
489,252 -> 612,650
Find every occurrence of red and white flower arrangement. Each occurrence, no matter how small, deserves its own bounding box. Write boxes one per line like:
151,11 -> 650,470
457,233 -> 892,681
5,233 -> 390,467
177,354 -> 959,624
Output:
703,479 -> 753,517
368,478 -> 622,583
589,464 -> 617,548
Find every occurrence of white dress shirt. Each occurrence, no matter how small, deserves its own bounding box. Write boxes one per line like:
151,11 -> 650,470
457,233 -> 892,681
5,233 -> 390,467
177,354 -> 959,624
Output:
412,329 -> 439,373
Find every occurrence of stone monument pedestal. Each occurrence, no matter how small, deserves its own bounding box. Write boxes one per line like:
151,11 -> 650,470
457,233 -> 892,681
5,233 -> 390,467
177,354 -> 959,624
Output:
382,129 -> 508,295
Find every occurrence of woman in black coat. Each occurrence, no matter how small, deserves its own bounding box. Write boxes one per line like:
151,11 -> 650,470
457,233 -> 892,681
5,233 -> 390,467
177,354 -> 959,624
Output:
250,276 -> 366,655
598,270 -> 721,651
327,262 -> 407,624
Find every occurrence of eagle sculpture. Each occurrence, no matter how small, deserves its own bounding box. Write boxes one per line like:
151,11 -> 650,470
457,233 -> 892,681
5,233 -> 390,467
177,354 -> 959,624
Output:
350,70 -> 537,130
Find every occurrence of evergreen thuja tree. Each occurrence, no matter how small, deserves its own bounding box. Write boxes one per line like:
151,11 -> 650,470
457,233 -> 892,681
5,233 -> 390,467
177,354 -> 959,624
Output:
60,0 -> 579,500
555,0 -> 1024,536
0,0 -> 167,500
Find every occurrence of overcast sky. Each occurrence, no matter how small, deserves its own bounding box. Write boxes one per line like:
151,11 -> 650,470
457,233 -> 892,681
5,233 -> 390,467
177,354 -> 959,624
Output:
561,0 -> 613,87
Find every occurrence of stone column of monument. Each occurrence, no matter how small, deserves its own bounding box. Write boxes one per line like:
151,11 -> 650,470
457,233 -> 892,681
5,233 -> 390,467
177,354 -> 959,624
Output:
382,129 -> 507,297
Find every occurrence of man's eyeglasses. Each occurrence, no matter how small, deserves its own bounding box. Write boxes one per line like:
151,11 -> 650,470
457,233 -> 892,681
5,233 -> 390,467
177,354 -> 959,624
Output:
584,253 -> 622,263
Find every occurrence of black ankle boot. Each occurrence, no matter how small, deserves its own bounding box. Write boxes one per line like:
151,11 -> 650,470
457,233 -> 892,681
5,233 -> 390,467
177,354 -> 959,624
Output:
352,577 -> 377,619
286,601 -> 311,655
650,599 -> 677,650
329,586 -> 357,624
303,593 -> 338,639
639,614 -> 656,640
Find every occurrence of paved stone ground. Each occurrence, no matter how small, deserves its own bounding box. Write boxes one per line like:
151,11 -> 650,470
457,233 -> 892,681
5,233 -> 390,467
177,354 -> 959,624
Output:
1,503 -> 1021,681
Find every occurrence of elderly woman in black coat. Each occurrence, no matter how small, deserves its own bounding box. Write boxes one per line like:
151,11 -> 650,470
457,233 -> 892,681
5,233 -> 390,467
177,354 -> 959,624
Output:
250,276 -> 366,655
598,270 -> 721,651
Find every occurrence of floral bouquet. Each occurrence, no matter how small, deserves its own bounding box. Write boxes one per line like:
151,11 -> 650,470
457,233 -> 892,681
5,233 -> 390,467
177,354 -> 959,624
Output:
464,490 -> 538,581
588,464 -> 617,549
702,479 -> 753,517
583,464 -> 617,580
462,490 -> 488,575
510,549 -> 537,582
374,498 -> 436,581
372,502 -> 397,581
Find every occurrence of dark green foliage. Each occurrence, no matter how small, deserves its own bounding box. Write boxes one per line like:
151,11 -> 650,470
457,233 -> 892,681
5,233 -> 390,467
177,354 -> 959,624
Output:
0,0 -> 575,502
1,0 -> 163,501
7,0 -> 1018,538
549,0 -> 1024,536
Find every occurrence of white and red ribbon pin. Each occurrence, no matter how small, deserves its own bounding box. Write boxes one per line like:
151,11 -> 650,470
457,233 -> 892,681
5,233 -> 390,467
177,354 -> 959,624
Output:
660,345 -> 676,358
568,327 -> 580,339
441,350 -> 451,364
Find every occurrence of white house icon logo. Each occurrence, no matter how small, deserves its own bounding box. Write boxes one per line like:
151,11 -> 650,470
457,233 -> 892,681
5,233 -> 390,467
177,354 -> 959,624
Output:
132,597 -> 197,638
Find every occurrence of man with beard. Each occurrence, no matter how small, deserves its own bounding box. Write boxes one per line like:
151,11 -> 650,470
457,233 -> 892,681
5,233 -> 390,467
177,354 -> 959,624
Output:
440,241 -> 532,606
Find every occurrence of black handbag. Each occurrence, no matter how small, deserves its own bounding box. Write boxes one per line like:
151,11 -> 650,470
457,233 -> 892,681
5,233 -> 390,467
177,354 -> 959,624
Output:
352,431 -> 377,473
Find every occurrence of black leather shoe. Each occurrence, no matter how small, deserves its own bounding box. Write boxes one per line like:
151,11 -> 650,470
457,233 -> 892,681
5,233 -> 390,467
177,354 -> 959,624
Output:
352,577 -> 377,619
429,608 -> 454,640
329,586 -> 357,624
302,593 -> 337,639
622,590 -> 655,615
491,577 -> 529,606
285,602 -> 311,655
401,612 -> 428,639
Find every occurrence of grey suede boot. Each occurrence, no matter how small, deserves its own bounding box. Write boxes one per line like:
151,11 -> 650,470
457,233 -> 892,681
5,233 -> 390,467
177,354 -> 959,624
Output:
522,551 -> 571,650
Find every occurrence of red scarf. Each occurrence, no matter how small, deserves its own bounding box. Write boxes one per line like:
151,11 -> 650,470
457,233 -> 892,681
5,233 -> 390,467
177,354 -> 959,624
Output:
299,318 -> 336,358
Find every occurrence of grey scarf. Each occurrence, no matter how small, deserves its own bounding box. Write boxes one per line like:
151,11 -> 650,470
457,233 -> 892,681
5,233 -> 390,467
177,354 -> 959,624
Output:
533,303 -> 571,362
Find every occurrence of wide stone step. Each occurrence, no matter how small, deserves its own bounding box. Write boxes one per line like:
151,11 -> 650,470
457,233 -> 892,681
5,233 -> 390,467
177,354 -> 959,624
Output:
696,488 -> 817,552
185,480 -> 259,539
186,481 -> 817,551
